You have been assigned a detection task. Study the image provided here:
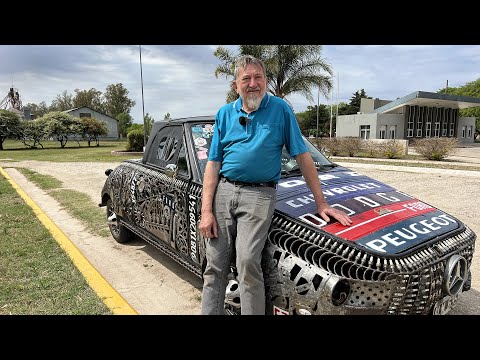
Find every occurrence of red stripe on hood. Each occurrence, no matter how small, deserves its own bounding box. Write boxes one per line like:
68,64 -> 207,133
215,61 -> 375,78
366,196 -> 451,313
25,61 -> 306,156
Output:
323,199 -> 436,241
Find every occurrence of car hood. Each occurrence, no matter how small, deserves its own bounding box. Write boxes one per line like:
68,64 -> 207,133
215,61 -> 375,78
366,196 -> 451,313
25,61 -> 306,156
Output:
275,165 -> 462,255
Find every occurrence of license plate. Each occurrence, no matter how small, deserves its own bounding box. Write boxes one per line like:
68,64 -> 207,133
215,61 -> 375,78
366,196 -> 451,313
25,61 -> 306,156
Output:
433,295 -> 458,315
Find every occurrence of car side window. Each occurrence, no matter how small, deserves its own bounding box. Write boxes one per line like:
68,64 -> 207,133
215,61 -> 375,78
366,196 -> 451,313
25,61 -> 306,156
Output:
146,125 -> 183,168
191,123 -> 214,177
177,139 -> 189,176
157,137 -> 178,162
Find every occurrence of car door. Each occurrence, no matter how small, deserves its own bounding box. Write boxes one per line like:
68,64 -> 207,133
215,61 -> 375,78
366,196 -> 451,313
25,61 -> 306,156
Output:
142,125 -> 194,263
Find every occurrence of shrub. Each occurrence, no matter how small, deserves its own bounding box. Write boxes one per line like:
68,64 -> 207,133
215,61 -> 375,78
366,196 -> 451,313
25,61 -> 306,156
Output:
378,139 -> 405,159
339,137 -> 363,157
321,137 -> 342,156
126,129 -> 144,152
413,137 -> 458,160
363,140 -> 381,158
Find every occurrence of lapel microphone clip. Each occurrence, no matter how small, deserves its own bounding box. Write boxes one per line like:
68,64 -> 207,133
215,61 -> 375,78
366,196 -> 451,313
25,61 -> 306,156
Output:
239,116 -> 250,126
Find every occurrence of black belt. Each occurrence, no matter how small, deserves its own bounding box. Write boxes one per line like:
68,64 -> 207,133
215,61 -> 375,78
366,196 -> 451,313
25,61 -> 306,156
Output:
221,175 -> 277,188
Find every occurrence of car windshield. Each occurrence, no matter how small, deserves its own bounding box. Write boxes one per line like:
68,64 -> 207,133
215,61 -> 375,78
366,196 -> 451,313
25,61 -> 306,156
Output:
190,123 -> 334,178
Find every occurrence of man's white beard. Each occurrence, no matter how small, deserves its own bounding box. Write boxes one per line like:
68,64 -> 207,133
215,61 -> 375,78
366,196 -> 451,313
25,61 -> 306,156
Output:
243,93 -> 263,111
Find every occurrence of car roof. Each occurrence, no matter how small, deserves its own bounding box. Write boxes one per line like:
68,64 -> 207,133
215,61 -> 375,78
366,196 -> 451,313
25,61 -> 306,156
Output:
150,115 -> 215,134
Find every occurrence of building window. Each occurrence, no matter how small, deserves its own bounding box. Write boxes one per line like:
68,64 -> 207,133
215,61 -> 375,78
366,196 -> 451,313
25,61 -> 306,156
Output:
79,112 -> 92,118
434,122 -> 440,137
379,125 -> 386,139
468,126 -> 473,138
442,121 -> 448,136
360,125 -> 370,140
462,126 -> 466,138
416,117 -> 423,137
434,116 -> 441,138
407,116 -> 414,137
389,126 -> 396,139
449,122 -> 455,137
425,122 -> 431,138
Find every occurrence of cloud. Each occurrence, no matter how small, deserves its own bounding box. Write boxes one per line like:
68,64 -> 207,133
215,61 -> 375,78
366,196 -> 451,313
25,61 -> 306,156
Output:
1,45 -> 479,122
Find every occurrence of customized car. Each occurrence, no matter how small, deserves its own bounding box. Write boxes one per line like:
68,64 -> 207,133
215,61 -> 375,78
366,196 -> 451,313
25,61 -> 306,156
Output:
99,116 -> 476,315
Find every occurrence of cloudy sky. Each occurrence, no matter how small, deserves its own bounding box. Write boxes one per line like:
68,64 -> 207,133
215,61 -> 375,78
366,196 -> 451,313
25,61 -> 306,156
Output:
1,45 -> 479,123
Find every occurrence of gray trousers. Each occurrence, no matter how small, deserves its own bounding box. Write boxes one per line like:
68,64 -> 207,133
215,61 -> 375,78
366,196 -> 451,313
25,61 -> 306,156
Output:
201,178 -> 276,315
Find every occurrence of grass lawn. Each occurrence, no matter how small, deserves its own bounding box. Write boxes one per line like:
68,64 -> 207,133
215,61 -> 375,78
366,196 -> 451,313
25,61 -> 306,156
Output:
1,139 -> 142,162
0,174 -> 112,315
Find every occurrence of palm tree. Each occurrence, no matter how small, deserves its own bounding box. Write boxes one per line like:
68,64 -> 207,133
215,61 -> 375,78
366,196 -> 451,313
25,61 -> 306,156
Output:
214,45 -> 333,109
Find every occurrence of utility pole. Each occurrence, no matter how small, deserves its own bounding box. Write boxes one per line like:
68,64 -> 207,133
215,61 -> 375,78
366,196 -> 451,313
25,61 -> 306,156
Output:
316,86 -> 320,145
335,73 -> 339,137
329,85 -> 333,138
139,45 -> 146,151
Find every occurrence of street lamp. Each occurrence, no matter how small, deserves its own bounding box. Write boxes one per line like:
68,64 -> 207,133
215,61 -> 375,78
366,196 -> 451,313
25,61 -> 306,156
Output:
139,45 -> 146,151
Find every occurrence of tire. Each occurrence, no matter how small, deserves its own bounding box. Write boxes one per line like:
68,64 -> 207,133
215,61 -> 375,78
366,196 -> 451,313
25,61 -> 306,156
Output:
106,199 -> 133,243
463,270 -> 472,291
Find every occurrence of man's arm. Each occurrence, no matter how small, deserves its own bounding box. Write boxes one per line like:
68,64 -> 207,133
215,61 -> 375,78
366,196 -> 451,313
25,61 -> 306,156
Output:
295,152 -> 352,226
199,160 -> 221,238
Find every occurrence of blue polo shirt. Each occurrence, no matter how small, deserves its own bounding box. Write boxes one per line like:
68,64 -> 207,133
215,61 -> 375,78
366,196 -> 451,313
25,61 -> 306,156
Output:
208,93 -> 307,183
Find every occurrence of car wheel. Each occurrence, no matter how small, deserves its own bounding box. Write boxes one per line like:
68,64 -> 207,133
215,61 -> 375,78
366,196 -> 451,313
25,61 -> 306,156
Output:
463,269 -> 472,291
106,199 -> 133,243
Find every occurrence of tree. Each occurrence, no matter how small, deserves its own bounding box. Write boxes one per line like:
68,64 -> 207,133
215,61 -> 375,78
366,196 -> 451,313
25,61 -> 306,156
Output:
213,45 -> 333,109
438,78 -> 480,130
81,117 -> 108,146
296,105 -> 330,136
126,123 -> 143,134
20,119 -> 47,149
346,89 -> 371,115
49,90 -> 74,111
73,88 -> 104,113
144,113 -> 154,137
0,109 -> 22,150
103,83 -> 136,119
117,112 -> 133,138
38,111 -> 83,148
24,101 -> 49,119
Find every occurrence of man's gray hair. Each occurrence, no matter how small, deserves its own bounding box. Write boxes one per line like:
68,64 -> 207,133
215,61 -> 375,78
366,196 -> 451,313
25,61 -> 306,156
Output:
234,55 -> 266,79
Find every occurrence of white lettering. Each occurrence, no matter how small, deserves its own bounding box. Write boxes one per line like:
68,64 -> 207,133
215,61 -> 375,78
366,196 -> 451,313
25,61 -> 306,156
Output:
402,201 -> 432,212
299,213 -> 327,228
377,192 -> 400,202
437,214 -> 456,223
365,239 -> 387,253
381,233 -> 406,246
286,195 -> 315,208
354,196 -> 380,207
322,189 -> 334,197
409,223 -> 430,234
419,219 -> 441,231
188,195 -> 197,262
393,228 -> 417,240
318,174 -> 338,181
365,212 -> 458,253
279,179 -> 305,188
431,216 -> 451,226
331,204 -> 356,216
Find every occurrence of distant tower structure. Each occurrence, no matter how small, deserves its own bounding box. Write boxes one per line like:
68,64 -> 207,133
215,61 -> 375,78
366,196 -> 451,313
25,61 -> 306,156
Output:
0,86 -> 25,118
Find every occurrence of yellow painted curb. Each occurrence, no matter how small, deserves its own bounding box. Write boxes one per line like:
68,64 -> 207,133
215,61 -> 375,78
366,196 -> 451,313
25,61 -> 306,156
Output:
0,166 -> 138,315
